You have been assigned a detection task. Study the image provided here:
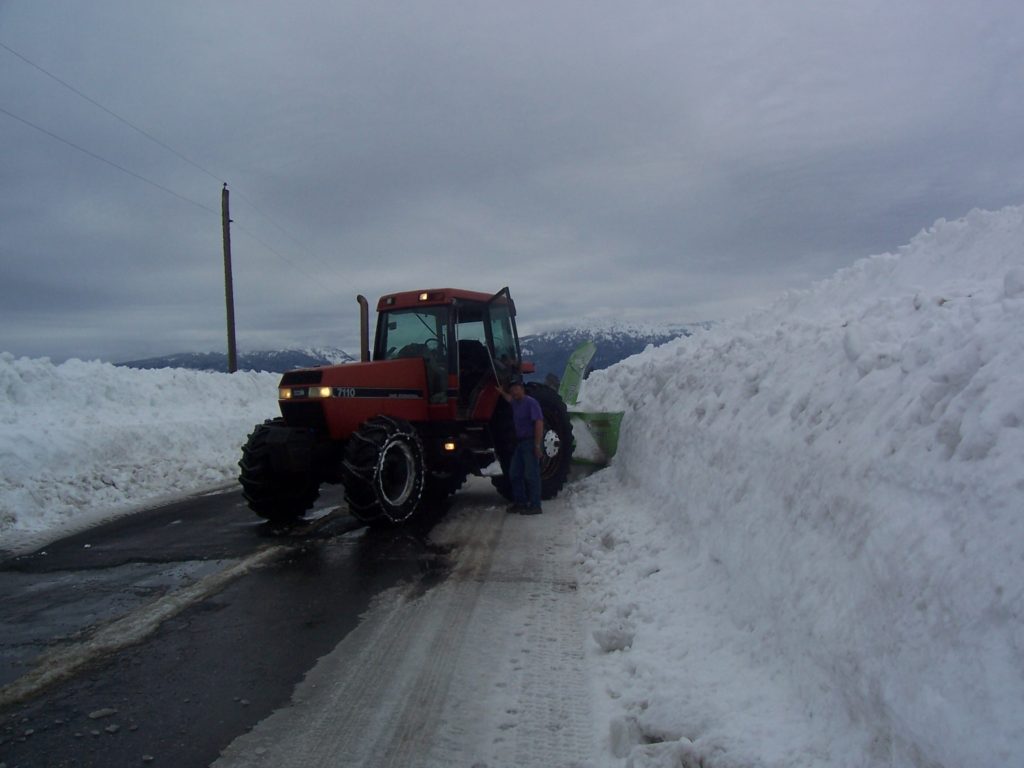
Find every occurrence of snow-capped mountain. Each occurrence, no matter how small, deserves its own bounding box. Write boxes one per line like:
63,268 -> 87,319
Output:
117,347 -> 356,373
520,323 -> 708,382
116,326 -> 706,379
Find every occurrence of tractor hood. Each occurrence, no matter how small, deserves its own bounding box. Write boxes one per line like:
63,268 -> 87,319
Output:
279,359 -> 429,397
277,359 -> 436,439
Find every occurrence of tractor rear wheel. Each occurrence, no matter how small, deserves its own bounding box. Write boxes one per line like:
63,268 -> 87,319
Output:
238,418 -> 320,523
491,383 -> 574,502
341,416 -> 426,524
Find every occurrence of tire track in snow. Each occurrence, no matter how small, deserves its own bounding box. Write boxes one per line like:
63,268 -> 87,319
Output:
213,496 -> 600,768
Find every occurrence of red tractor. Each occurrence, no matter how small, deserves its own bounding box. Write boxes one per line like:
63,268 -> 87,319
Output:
238,288 -> 574,525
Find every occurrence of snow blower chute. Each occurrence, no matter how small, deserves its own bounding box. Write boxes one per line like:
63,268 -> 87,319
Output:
558,341 -> 624,467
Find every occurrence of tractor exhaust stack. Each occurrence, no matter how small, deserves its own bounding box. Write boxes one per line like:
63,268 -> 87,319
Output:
357,295 -> 370,362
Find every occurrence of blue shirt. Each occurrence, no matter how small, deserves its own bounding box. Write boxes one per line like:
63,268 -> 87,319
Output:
511,395 -> 543,440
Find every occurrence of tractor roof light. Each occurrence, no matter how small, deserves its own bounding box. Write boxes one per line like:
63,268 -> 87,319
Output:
279,388 -> 292,400
419,292 -> 430,301
443,440 -> 457,452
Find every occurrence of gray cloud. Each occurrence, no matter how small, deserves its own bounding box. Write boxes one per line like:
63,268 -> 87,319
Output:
2,0 -> 1023,362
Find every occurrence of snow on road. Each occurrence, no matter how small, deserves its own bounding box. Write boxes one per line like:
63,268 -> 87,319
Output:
215,488 -> 606,768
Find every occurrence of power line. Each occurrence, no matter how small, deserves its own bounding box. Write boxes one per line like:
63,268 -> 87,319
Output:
230,188 -> 339,274
0,105 -> 218,216
232,219 -> 334,292
2,37 -> 352,284
0,40 -> 224,185
1,40 -> 347,298
1,102 -> 336,295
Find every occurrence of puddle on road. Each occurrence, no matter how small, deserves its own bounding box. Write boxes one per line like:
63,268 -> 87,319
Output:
0,558 -> 228,689
270,511 -> 455,597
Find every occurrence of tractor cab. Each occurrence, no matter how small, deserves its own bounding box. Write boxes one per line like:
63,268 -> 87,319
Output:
372,287 -> 527,415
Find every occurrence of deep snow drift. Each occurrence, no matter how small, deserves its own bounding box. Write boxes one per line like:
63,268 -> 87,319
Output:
1,205 -> 1022,766
572,205 -> 1024,767
0,356 -> 279,552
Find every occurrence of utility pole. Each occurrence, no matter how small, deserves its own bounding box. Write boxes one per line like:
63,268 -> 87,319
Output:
221,183 -> 238,373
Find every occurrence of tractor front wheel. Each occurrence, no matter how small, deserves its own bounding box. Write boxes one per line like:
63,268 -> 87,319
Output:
341,416 -> 426,524
238,418 -> 320,523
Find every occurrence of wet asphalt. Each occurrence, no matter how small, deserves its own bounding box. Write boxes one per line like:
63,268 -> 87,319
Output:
0,484 -> 459,768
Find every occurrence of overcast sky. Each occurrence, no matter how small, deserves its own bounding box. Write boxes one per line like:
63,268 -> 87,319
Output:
2,1 -> 1023,362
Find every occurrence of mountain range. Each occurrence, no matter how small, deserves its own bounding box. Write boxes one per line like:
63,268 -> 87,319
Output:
520,324 -> 706,383
118,347 -> 356,374
117,324 -> 708,378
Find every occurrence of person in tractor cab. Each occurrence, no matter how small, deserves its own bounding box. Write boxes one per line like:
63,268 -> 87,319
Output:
497,374 -> 544,515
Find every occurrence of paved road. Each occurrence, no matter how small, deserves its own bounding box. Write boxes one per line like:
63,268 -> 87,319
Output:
0,483 -> 461,768
214,484 -> 600,768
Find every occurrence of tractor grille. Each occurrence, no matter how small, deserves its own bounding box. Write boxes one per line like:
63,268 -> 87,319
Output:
281,370 -> 323,385
281,401 -> 328,432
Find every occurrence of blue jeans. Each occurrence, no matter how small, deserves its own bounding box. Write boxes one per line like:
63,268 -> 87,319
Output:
509,439 -> 541,508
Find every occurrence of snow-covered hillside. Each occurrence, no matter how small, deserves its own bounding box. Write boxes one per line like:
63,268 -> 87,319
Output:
1,204 -> 1021,766
573,205 -> 1024,766
0,356 -> 279,552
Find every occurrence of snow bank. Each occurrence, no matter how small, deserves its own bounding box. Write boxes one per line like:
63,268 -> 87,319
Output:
0,355 -> 279,551
574,206 -> 1024,767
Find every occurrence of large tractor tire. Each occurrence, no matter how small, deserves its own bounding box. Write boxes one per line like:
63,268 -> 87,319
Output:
238,418 -> 320,523
341,416 -> 426,524
491,383 -> 574,502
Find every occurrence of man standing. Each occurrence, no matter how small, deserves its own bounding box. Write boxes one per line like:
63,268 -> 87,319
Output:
498,374 -> 544,515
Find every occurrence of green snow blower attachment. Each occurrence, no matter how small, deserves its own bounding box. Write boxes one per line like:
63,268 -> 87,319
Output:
568,410 -> 624,466
558,341 -> 624,467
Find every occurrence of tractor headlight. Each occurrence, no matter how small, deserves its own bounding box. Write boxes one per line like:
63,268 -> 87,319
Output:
279,386 -> 332,399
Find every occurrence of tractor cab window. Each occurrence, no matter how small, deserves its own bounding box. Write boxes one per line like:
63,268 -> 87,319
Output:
454,304 -> 486,346
454,304 -> 491,408
378,308 -> 449,402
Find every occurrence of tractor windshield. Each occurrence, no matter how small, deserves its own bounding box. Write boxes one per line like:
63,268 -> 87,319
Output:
379,308 -> 446,359
377,307 -> 450,402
